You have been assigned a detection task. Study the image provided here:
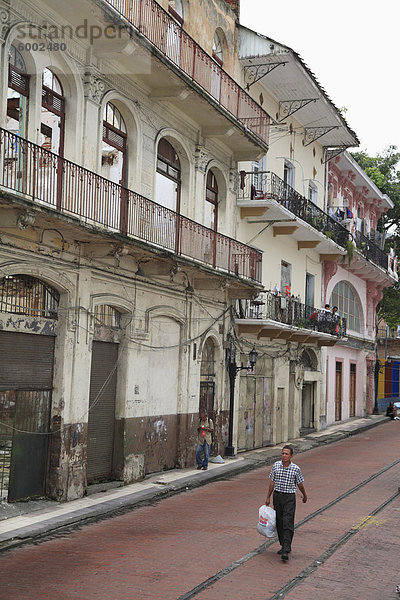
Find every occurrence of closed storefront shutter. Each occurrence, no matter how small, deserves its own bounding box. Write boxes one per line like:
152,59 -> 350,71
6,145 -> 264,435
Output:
87,341 -> 118,483
0,331 -> 55,390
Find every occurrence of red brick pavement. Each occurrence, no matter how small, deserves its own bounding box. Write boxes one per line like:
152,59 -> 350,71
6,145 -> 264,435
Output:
0,421 -> 399,600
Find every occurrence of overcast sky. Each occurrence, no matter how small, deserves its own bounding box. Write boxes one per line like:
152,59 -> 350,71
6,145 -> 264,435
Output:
240,0 -> 399,157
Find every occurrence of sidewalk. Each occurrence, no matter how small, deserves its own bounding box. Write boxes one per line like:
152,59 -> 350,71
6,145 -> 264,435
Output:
0,415 -> 388,552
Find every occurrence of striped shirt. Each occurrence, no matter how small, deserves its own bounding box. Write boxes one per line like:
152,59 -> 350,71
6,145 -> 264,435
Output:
269,460 -> 304,494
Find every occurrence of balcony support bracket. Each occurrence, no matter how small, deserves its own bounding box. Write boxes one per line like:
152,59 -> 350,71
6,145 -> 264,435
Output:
244,62 -> 287,89
278,99 -> 317,122
304,126 -> 339,146
323,146 -> 349,163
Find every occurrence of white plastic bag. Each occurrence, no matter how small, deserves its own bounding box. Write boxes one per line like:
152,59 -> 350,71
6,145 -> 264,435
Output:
257,505 -> 277,538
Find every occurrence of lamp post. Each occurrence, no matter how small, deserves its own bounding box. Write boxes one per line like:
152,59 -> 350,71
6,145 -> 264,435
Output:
225,345 -> 258,457
373,355 -> 382,415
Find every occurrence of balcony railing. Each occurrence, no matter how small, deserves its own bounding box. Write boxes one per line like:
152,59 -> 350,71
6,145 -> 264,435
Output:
353,230 -> 389,271
239,170 -> 394,271
104,0 -> 270,145
236,291 -> 347,337
0,128 -> 262,283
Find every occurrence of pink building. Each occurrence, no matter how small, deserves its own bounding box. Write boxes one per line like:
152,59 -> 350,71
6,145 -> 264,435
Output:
324,152 -> 397,425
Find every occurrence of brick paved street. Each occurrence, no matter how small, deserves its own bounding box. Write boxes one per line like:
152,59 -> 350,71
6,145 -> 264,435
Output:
0,420 -> 399,600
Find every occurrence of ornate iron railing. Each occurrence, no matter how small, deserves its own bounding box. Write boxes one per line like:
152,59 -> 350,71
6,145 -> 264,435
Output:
104,0 -> 270,145
239,170 -> 393,270
236,291 -> 347,338
0,128 -> 262,282
353,230 -> 388,270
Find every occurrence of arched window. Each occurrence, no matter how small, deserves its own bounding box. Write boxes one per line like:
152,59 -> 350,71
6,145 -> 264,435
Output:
8,45 -> 29,137
0,275 -> 59,319
200,338 -> 215,378
155,138 -> 181,212
102,102 -> 127,186
330,281 -> 361,332
205,170 -> 218,231
300,349 -> 317,371
41,68 -> 65,155
94,304 -> 121,329
212,30 -> 223,65
168,0 -> 183,24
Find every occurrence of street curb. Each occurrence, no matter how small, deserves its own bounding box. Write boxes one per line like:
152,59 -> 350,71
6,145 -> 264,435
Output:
0,416 -> 389,552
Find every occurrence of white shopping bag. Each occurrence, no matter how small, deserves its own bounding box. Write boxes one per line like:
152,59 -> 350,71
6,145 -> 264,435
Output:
257,505 -> 277,538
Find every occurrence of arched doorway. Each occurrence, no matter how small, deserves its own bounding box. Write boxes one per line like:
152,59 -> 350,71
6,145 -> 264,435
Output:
199,338 -> 216,452
0,275 -> 59,501
205,170 -> 218,232
7,46 -> 30,195
102,102 -> 127,186
41,68 -> 65,156
155,138 -> 181,212
8,45 -> 29,138
300,349 -> 318,434
87,304 -> 122,484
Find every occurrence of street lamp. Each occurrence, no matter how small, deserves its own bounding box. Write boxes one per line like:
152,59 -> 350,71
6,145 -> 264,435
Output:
225,345 -> 258,457
373,356 -> 384,415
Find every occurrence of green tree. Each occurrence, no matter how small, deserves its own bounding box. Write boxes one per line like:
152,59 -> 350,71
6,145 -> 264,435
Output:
351,146 -> 400,238
377,284 -> 400,329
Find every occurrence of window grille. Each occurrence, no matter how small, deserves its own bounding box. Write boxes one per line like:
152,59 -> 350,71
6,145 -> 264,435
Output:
94,305 -> 122,329
0,275 -> 59,319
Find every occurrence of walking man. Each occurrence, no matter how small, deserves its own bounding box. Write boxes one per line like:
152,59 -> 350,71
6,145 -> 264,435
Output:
196,411 -> 214,470
265,445 -> 307,562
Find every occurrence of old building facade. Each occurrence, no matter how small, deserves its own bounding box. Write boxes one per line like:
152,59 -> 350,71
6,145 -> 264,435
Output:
324,152 -> 397,424
0,0 -> 267,501
0,0 -> 397,503
231,28 -> 360,449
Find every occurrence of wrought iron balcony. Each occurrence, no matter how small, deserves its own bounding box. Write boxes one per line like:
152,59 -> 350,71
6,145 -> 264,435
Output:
239,170 -> 396,274
239,170 -> 349,247
236,291 -> 347,339
0,128 -> 262,283
353,230 -> 390,271
105,0 -> 270,145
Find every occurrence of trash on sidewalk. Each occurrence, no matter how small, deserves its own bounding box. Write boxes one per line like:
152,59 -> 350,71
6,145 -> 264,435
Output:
210,455 -> 225,464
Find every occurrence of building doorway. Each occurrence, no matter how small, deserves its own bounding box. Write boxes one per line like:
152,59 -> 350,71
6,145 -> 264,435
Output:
301,383 -> 315,432
0,275 -> 59,501
335,361 -> 343,421
349,363 -> 356,417
87,305 -> 122,484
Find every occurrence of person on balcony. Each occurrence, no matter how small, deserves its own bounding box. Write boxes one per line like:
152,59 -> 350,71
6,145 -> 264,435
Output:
317,304 -> 331,333
331,306 -> 339,335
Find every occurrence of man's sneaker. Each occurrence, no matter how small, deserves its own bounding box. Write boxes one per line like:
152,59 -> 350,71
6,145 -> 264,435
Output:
281,553 -> 289,562
202,466 -> 208,470
196,466 -> 202,470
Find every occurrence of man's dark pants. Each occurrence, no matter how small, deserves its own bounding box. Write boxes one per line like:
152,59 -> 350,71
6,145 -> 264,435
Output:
273,491 -> 296,552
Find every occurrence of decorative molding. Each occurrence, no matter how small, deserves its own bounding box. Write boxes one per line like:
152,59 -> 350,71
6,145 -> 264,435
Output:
193,146 -> 208,173
83,71 -> 106,104
0,3 -> 11,41
323,260 -> 338,301
17,209 -> 36,230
